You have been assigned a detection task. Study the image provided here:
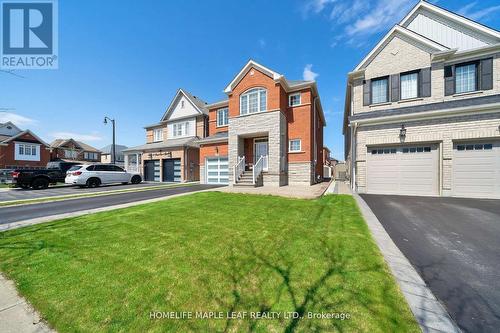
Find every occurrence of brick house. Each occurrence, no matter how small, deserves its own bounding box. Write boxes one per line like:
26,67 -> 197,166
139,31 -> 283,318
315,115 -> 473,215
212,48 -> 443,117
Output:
123,89 -> 208,182
0,122 -> 50,169
343,1 -> 500,198
49,139 -> 102,162
197,60 -> 326,186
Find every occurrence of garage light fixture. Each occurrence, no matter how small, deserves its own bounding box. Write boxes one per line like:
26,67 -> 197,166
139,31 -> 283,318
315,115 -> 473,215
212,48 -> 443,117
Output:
400,124 -> 406,139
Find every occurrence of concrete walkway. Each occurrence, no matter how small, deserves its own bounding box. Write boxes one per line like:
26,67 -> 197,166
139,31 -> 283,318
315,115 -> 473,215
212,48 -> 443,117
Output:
0,274 -> 53,333
353,192 -> 461,333
220,181 -> 331,199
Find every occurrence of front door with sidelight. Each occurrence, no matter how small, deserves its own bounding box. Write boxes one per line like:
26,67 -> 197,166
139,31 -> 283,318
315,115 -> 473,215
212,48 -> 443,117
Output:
254,139 -> 268,171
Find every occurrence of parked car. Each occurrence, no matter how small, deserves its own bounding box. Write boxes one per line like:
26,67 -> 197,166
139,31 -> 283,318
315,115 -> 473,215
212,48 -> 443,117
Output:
11,161 -> 80,190
65,164 -> 142,188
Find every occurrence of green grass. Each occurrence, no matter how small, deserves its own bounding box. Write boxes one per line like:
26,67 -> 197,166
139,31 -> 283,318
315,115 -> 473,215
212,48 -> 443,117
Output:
0,193 -> 419,333
0,183 -> 13,188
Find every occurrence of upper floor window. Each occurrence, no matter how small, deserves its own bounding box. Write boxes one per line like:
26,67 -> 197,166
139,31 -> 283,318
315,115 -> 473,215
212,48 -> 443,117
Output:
289,139 -> 302,152
240,88 -> 267,115
455,63 -> 477,94
172,122 -> 190,137
84,152 -> 98,160
289,93 -> 301,106
64,149 -> 77,159
216,108 -> 229,127
153,128 -> 163,142
15,143 -> 40,161
371,77 -> 389,104
181,100 -> 185,108
400,72 -> 419,100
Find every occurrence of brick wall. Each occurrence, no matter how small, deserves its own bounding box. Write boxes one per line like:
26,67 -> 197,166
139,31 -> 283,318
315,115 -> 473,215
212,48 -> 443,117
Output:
0,133 -> 50,168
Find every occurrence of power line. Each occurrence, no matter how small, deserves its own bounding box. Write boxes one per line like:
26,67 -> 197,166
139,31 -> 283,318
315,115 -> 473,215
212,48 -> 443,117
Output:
0,70 -> 25,79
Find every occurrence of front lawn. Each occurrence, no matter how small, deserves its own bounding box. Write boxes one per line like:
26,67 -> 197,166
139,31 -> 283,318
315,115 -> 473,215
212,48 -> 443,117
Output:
0,193 -> 419,332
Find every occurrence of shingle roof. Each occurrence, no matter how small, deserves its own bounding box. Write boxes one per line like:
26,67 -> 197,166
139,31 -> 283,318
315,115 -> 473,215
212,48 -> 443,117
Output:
196,131 -> 228,144
50,139 -> 101,152
182,89 -> 209,113
0,134 -> 10,142
122,137 -> 199,152
285,79 -> 314,86
100,144 -> 128,154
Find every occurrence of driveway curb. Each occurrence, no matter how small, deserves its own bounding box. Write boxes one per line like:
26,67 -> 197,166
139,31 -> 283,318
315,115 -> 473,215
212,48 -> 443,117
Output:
353,193 -> 461,333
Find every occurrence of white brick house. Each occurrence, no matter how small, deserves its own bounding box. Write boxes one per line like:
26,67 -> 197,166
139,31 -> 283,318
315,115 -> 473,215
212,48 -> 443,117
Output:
343,1 -> 500,199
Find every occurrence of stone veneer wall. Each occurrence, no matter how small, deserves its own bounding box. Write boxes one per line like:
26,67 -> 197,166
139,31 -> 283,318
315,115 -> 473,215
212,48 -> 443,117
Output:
228,110 -> 287,186
288,162 -> 314,185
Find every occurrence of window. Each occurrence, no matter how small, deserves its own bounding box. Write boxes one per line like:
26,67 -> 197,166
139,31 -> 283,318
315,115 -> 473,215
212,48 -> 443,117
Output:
371,148 -> 396,154
371,77 -> 389,104
455,63 -> 477,94
402,146 -> 431,153
171,121 -> 191,138
181,100 -> 185,108
84,152 -> 98,160
240,88 -> 267,115
64,149 -> 78,159
153,128 -> 163,142
289,139 -> 301,152
289,93 -> 301,106
15,143 -> 40,161
216,108 -> 229,127
400,72 -> 419,99
457,143 -> 493,151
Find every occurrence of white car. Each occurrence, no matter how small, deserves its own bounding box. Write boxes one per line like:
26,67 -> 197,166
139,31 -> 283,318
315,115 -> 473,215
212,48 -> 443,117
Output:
65,164 -> 142,188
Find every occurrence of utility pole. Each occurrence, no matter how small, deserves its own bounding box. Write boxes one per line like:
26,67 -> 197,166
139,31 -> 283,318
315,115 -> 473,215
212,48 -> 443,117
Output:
103,116 -> 116,164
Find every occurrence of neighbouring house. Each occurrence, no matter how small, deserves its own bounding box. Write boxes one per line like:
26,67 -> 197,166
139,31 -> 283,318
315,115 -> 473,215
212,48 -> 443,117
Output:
49,139 -> 102,162
323,147 -> 333,178
197,60 -> 326,186
123,89 -> 208,182
0,122 -> 50,169
100,144 -> 128,165
343,1 -> 500,199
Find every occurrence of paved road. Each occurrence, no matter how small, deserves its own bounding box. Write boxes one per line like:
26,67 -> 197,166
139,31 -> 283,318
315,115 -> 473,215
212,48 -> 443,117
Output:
361,194 -> 500,333
0,182 -> 173,202
0,184 -> 221,225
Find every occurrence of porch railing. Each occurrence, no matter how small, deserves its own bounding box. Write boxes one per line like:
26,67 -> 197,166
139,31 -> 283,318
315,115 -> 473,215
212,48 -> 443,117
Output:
253,155 -> 264,185
234,156 -> 245,183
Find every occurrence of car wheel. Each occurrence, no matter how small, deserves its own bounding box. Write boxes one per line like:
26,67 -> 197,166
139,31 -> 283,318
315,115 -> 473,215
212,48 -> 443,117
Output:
131,175 -> 142,184
20,184 -> 30,189
86,178 -> 101,188
31,178 -> 49,190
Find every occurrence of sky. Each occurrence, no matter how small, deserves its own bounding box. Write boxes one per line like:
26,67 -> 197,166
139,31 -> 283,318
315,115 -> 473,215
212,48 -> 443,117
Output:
1,0 -> 500,160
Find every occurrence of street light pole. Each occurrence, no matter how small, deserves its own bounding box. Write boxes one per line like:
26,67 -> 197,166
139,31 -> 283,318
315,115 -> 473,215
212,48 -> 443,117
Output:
104,116 -> 116,164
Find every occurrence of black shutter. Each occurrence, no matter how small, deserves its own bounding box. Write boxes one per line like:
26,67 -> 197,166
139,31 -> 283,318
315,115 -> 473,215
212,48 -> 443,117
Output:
444,65 -> 454,96
391,74 -> 400,102
363,79 -> 371,106
480,58 -> 493,90
420,67 -> 431,97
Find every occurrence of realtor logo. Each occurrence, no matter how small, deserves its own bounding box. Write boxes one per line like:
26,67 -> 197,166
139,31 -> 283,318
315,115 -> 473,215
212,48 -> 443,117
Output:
1,0 -> 58,69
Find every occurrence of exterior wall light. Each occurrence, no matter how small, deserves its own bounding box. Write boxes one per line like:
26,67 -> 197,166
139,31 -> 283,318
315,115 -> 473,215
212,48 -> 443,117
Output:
400,124 -> 406,139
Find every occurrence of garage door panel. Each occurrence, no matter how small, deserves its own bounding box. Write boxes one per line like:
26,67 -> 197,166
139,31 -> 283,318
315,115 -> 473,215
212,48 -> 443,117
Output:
367,145 -> 438,196
206,157 -> 228,184
452,141 -> 500,199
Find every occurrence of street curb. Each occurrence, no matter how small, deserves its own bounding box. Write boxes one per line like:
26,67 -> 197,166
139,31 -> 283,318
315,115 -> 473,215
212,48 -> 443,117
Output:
353,193 -> 461,333
0,188 -> 216,232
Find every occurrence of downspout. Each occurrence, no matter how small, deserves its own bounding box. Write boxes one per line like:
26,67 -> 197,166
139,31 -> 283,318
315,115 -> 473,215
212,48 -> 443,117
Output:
184,146 -> 188,182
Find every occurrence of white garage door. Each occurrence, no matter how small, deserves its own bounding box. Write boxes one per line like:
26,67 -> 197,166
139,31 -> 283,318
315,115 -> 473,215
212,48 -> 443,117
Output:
367,145 -> 439,196
452,142 -> 500,199
206,157 -> 229,184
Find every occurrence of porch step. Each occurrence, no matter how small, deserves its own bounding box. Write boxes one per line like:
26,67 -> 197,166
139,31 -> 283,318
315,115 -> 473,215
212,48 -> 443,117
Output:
234,170 -> 261,187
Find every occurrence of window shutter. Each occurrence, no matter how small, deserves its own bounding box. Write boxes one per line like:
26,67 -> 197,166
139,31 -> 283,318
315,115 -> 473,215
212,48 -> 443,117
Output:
420,67 -> 431,97
363,80 -> 371,106
444,65 -> 454,96
391,74 -> 400,102
480,58 -> 493,90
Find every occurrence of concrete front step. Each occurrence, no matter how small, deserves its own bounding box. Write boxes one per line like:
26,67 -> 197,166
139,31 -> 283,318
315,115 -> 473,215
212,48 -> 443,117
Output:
233,183 -> 256,187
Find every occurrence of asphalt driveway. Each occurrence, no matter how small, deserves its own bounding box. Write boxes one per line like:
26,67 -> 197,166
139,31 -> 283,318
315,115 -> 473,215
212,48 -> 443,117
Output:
361,194 -> 500,333
0,182 -> 171,202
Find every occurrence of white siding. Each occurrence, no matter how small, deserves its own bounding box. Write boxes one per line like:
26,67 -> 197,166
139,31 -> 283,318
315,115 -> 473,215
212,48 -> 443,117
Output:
165,95 -> 199,121
167,118 -> 196,139
406,12 -> 490,51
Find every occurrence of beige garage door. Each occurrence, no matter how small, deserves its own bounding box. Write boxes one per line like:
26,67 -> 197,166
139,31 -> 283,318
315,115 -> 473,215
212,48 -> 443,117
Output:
367,145 -> 439,196
452,142 -> 500,199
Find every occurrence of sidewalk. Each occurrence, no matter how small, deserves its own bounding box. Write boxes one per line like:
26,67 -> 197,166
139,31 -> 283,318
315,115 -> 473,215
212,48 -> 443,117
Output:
0,274 -> 53,333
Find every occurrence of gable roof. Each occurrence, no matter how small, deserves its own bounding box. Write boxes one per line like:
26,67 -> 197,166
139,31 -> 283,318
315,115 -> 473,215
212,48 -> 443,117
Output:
354,25 -> 448,71
160,88 -> 208,121
0,121 -> 22,134
224,60 -> 283,94
1,130 -> 49,146
400,1 -> 500,41
50,138 -> 101,152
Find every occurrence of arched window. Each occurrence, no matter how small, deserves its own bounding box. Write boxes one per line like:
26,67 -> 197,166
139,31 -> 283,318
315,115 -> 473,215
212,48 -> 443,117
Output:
240,88 -> 267,115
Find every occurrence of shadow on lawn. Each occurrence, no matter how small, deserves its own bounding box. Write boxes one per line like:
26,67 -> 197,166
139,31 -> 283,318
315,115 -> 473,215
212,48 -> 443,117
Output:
195,237 -> 405,333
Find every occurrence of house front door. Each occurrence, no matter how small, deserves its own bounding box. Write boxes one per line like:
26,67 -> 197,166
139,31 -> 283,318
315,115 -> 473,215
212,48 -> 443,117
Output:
254,139 -> 268,171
